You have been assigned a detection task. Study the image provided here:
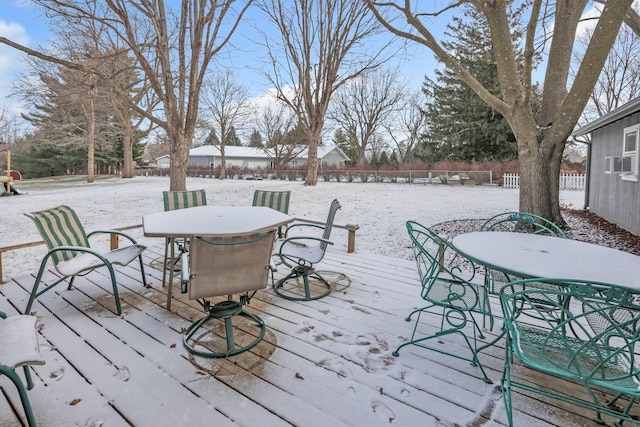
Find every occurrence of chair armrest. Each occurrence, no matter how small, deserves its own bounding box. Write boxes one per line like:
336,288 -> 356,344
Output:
280,235 -> 333,247
87,229 -> 139,245
285,222 -> 325,233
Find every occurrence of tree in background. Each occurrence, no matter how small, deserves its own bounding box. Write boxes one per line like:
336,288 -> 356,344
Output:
249,129 -> 263,147
328,68 -> 405,167
257,102 -> 306,169
575,19 -> 640,123
2,0 -> 252,191
332,129 -> 357,165
420,5 -> 519,164
257,0 -> 388,185
13,40 -> 146,179
384,92 -> 428,164
203,129 -> 220,146
366,0 -> 636,225
200,70 -> 250,179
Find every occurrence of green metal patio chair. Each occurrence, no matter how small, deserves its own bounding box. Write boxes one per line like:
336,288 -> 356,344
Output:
25,205 -> 147,316
480,212 -> 566,294
0,311 -> 45,427
161,189 -> 207,307
180,230 -> 275,358
274,199 -> 340,301
394,220 -> 493,384
500,278 -> 640,427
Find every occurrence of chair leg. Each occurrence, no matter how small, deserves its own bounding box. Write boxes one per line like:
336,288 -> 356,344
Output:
183,300 -> 266,358
104,264 -> 122,316
138,254 -> 148,288
0,366 -> 38,427
393,306 -> 492,384
25,257 -> 67,314
273,265 -> 331,301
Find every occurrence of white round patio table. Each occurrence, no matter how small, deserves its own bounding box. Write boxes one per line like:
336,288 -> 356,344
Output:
451,231 -> 640,289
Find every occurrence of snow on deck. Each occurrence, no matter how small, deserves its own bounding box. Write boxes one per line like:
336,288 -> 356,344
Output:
0,242 -> 620,426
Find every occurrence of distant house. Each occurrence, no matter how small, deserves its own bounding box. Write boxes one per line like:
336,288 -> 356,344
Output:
572,97 -> 640,235
156,144 -> 351,170
305,145 -> 351,168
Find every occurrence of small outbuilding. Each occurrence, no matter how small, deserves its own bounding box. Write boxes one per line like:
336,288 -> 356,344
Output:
572,97 -> 640,236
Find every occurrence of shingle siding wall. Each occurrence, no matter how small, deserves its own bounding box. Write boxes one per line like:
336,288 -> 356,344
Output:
588,111 -> 640,236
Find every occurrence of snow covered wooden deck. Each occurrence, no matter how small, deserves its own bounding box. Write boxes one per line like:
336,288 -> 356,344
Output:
0,241 -> 627,426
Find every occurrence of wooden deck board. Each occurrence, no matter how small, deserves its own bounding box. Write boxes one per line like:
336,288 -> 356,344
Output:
0,243 -> 622,426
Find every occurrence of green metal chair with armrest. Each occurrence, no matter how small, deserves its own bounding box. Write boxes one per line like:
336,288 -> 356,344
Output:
25,205 -> 147,316
0,311 -> 45,427
500,278 -> 640,427
180,230 -> 275,358
274,199 -> 340,301
394,220 -> 494,384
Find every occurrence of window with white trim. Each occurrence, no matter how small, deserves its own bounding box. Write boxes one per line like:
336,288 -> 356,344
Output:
621,124 -> 639,181
604,156 -> 612,173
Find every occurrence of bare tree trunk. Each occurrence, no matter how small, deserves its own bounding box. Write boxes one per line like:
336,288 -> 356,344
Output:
220,143 -> 227,180
305,129 -> 321,186
86,86 -> 95,183
122,124 -> 134,178
169,133 -> 188,191
517,133 -> 566,226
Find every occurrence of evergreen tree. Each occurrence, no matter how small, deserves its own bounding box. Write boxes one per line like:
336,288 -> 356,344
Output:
419,5 -> 521,163
204,129 -> 219,145
332,129 -> 357,164
249,129 -> 263,147
225,125 -> 242,146
378,150 -> 389,166
369,151 -> 379,168
390,150 -> 399,165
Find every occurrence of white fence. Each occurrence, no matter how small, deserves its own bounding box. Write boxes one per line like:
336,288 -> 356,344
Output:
503,173 -> 586,190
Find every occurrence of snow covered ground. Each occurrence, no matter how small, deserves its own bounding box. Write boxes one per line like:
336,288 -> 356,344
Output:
0,175 -> 589,282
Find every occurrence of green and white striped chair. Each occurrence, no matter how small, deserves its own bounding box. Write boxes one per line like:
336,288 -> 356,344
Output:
161,190 -> 207,308
252,190 -> 291,238
25,205 -> 147,316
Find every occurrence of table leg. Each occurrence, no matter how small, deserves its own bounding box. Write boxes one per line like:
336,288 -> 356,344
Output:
167,239 -> 174,310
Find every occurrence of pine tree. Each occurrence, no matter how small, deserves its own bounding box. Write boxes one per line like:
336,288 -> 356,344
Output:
204,129 -> 219,145
332,129 -> 357,164
419,5 -> 521,163
249,129 -> 263,147
225,125 -> 242,146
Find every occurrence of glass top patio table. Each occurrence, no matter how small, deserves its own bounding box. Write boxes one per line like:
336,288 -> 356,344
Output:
451,231 -> 640,289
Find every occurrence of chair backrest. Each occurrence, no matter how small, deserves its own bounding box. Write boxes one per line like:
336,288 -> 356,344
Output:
163,190 -> 207,211
185,230 -> 275,300
252,190 -> 291,214
320,199 -> 341,250
26,205 -> 90,265
481,211 -> 566,237
500,278 -> 640,391
406,220 -> 481,309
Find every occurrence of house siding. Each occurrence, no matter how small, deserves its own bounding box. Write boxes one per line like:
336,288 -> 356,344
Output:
588,111 -> 640,235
